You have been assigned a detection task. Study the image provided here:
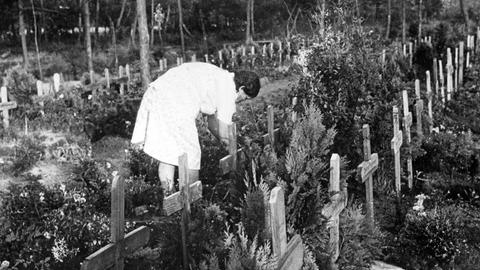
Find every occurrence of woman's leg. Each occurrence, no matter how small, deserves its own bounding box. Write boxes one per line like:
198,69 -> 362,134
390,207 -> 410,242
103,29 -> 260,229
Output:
158,162 -> 175,194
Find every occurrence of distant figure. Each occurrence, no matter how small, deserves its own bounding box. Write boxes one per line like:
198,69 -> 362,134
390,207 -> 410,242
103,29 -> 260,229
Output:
131,62 -> 260,195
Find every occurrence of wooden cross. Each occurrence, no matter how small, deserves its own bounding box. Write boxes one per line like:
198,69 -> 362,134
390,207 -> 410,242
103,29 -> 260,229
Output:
163,58 -> 168,69
291,97 -> 298,123
391,106 -> 403,195
357,124 -> 378,231
262,106 -> 280,148
80,175 -> 150,270
454,47 -> 459,92
162,154 -> 203,270
402,44 -> 407,57
433,57 -> 438,95
408,42 -> 413,67
381,49 -> 386,67
105,68 -> 110,89
415,79 -> 424,138
191,53 -> 196,62
426,71 -> 433,133
459,41 -> 464,86
219,124 -> 243,175
321,154 -> 347,270
0,86 -> 17,129
269,187 -> 304,270
402,90 -> 413,189
53,73 -> 61,92
467,36 -> 471,68
118,66 -> 125,96
32,80 -> 51,113
125,64 -> 131,93
438,59 -> 446,104
446,48 -> 453,101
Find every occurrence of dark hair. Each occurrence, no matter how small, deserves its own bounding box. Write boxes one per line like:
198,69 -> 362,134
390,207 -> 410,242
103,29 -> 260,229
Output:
233,70 -> 260,98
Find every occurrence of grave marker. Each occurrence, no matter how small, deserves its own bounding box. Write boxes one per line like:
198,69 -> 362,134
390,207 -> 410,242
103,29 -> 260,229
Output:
219,124 -> 243,175
357,124 -> 378,231
408,42 -> 413,66
125,64 -> 131,93
105,68 -> 110,89
391,106 -> 403,195
439,59 -> 445,104
402,90 -> 413,189
415,79 -> 424,137
118,66 -> 125,96
426,71 -> 433,132
205,54 -> 209,63
191,53 -> 196,62
381,49 -> 386,67
53,73 -> 61,92
291,97 -> 298,123
269,187 -> 304,270
0,86 -> 17,128
454,47 -> 459,92
80,175 -> 150,270
433,58 -> 438,95
459,41 -> 464,86
446,48 -> 453,101
262,106 -> 280,147
321,154 -> 347,270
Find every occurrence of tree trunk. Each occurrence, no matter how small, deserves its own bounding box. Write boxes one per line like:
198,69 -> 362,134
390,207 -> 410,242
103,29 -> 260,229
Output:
245,0 -> 253,44
30,0 -> 43,79
251,0 -> 254,37
40,0 -> 45,42
418,0 -> 422,41
459,0 -> 470,32
136,0 -> 150,90
177,0 -> 185,56
386,0 -> 391,39
402,0 -> 406,44
116,0 -> 128,29
355,0 -> 360,18
18,0 -> 29,69
320,0 -> 325,37
83,0 -> 94,83
200,8 -> 208,54
109,18 -> 118,70
150,0 -> 155,46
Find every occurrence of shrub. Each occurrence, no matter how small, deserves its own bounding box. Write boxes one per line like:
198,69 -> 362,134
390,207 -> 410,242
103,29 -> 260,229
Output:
5,135 -> 46,176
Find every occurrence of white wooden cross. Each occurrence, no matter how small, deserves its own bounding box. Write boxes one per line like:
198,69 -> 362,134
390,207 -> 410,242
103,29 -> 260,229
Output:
118,66 -> 125,96
381,49 -> 386,67
291,97 -> 298,123
408,42 -> 413,66
125,64 -> 131,93
321,154 -> 347,270
402,44 -> 407,57
467,36 -> 471,68
426,71 -> 433,133
269,187 -> 304,270
454,47 -> 459,92
446,48 -> 453,101
438,59 -> 445,104
104,68 -> 110,89
0,86 -> 17,128
402,90 -> 413,189
391,106 -> 403,195
357,124 -> 378,231
162,154 -> 203,270
80,175 -> 150,270
219,124 -> 243,175
459,41 -> 464,86
33,80 -> 51,114
53,73 -> 61,92
191,53 -> 197,62
415,79 -> 424,138
262,105 -> 280,148
163,58 -> 168,70
433,57 -> 438,95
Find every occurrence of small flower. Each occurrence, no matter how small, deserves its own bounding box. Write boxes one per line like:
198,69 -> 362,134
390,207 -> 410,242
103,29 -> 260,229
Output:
60,184 -> 66,193
20,191 -> 28,198
88,94 -> 92,100
73,193 -> 81,202
106,162 -> 111,169
1,260 -> 10,270
44,232 -> 51,239
59,94 -> 64,99
39,192 -> 45,202
112,171 -> 118,177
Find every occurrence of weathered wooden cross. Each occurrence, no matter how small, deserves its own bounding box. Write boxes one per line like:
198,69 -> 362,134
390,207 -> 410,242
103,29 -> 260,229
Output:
446,48 -> 453,101
408,42 -> 413,66
125,64 -> 131,93
438,59 -> 446,104
433,57 -> 438,95
402,90 -> 413,189
32,80 -> 51,114
262,105 -> 280,148
80,175 -> 150,270
53,73 -> 61,92
321,154 -> 347,270
118,66 -> 125,96
459,41 -> 464,86
104,68 -> 110,89
269,186 -> 304,270
0,86 -> 17,129
291,97 -> 298,123
426,71 -> 433,133
357,124 -> 378,232
162,154 -> 203,270
219,124 -> 244,175
391,106 -> 403,196
415,79 -> 424,138
454,47 -> 459,92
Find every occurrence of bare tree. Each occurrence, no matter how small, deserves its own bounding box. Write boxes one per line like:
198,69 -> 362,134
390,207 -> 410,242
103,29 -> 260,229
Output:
18,0 -> 29,69
418,0 -> 422,41
137,0 -> 151,90
386,0 -> 391,39
150,0 -> 155,45
83,0 -> 94,83
245,0 -> 254,44
284,1 -> 300,39
30,0 -> 43,79
177,0 -> 185,56
95,0 -> 100,43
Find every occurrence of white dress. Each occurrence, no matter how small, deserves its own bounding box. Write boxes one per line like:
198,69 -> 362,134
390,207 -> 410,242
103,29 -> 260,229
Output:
131,62 -> 236,170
